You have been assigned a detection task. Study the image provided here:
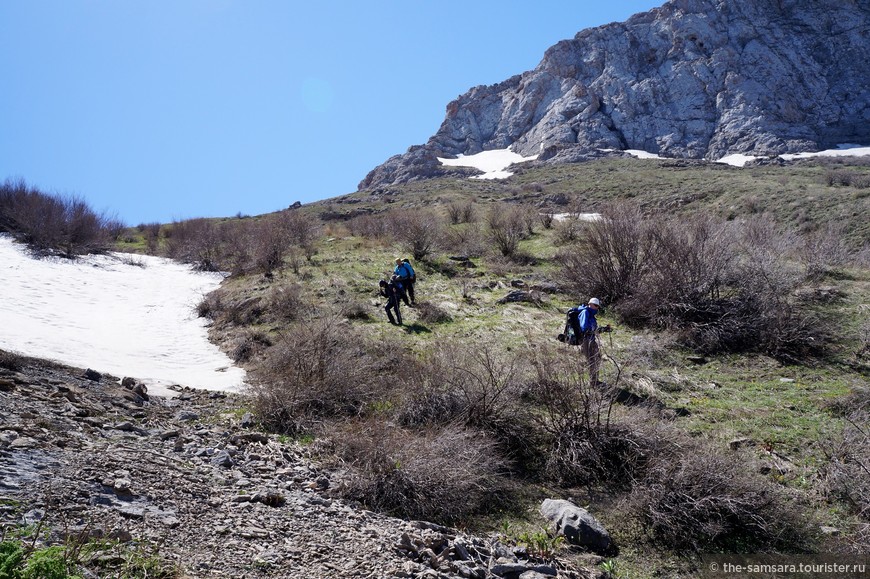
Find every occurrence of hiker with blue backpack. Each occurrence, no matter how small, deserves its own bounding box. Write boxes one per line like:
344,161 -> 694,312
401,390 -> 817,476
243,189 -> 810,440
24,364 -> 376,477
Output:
561,297 -> 610,387
393,257 -> 416,306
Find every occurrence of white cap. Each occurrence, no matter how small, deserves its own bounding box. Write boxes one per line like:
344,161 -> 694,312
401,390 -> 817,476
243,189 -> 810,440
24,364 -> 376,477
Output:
588,297 -> 601,307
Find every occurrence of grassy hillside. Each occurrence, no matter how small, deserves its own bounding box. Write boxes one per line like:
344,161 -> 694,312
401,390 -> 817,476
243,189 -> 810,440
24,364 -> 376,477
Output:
123,156 -> 869,577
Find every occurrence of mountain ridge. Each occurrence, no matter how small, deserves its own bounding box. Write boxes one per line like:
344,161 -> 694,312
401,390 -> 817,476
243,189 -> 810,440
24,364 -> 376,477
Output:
360,0 -> 870,189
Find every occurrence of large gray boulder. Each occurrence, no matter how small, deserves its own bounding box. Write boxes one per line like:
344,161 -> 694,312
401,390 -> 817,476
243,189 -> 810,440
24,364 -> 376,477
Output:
361,0 -> 870,189
540,499 -> 613,555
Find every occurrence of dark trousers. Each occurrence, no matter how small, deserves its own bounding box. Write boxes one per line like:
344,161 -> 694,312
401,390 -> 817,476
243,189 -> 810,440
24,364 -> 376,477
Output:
385,295 -> 402,325
405,279 -> 415,304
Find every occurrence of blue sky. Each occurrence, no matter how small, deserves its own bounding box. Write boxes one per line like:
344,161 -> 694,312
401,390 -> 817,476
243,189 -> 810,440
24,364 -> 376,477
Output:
0,1 -> 662,225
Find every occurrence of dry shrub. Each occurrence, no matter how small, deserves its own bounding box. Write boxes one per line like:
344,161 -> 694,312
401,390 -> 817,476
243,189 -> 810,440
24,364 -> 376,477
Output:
446,201 -> 477,225
443,223 -> 486,258
826,169 -> 870,188
562,209 -> 826,361
0,350 -> 25,371
248,316 -> 382,433
347,213 -> 390,240
394,344 -> 538,469
388,208 -> 444,260
395,343 -> 522,428
139,222 -> 162,253
540,212 -> 555,230
821,390 -> 870,522
265,283 -> 307,321
339,300 -> 371,321
526,347 -> 653,487
552,214 -> 587,245
0,179 -> 121,256
797,223 -> 854,280
623,439 -> 815,552
230,330 -> 272,364
559,204 -> 649,302
196,291 -> 223,320
166,218 -> 225,271
414,302 -> 453,324
486,203 -> 528,257
326,420 -> 509,524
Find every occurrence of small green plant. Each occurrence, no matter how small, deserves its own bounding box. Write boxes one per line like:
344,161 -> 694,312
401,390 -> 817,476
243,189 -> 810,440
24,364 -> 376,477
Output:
19,546 -> 67,579
601,558 -> 621,577
516,530 -> 565,559
0,540 -> 25,579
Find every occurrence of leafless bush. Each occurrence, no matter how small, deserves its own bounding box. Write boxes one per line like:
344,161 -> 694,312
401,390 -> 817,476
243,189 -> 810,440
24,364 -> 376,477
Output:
623,438 -> 814,551
325,420 -> 509,524
552,214 -> 585,245
248,316 -> 382,433
443,223 -> 486,257
392,344 -> 538,469
283,208 -> 321,260
486,203 -> 527,257
826,169 -> 870,188
347,213 -> 390,240
229,330 -> 272,364
165,218 -> 225,271
562,209 -> 825,360
821,391 -> 870,521
525,347 -> 651,487
446,201 -> 476,225
434,342 -> 524,427
797,223 -> 853,280
414,302 -> 453,324
519,204 -> 538,236
0,179 -> 121,255
196,291 -> 223,320
388,208 -> 444,260
251,214 -> 294,275
539,212 -> 555,230
560,204 -> 650,303
265,283 -> 307,321
0,350 -> 26,371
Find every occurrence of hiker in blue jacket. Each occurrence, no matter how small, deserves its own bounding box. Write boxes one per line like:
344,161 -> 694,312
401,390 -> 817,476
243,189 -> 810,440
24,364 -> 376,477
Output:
393,258 -> 415,306
569,297 -> 609,387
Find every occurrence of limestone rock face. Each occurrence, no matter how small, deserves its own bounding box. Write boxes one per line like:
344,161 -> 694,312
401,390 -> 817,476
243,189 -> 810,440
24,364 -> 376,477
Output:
361,0 -> 870,189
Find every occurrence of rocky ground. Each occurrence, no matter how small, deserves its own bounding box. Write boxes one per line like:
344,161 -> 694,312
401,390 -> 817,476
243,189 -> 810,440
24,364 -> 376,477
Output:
0,355 -> 600,579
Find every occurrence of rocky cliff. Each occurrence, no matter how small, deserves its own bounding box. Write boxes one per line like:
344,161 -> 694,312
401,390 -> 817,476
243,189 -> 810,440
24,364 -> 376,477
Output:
360,0 -> 870,189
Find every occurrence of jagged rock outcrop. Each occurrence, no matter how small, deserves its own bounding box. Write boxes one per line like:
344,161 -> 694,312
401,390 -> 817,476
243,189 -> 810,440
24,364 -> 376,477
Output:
360,0 -> 870,189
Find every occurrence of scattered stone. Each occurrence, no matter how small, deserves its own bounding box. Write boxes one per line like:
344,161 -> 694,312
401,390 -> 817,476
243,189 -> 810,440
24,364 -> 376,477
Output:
540,499 -> 613,555
158,429 -> 180,440
240,412 -> 255,428
211,451 -> 234,468
113,422 -> 148,436
8,437 -> 38,450
83,368 -> 102,381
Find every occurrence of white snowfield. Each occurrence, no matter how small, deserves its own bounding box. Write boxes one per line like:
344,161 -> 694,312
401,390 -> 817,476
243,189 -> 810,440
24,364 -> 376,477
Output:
437,148 -> 538,179
436,145 -> 870,177
0,235 -> 245,397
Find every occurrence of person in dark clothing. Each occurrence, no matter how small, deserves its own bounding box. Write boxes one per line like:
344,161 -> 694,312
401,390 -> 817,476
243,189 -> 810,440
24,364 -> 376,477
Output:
379,278 -> 403,325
